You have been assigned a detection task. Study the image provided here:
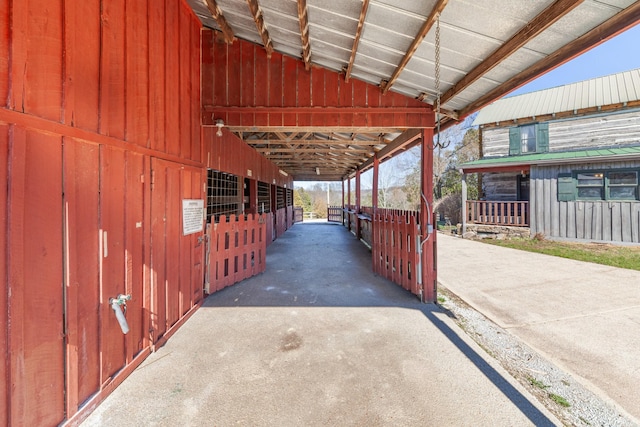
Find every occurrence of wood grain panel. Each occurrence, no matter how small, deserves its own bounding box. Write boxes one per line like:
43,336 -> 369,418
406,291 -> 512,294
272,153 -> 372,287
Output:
100,0 -> 126,139
151,159 -> 167,340
0,0 -> 8,105
63,138 -> 101,415
100,145 -> 128,381
9,127 -> 65,426
165,0 -> 180,156
149,0 -> 167,152
125,152 -> 147,358
64,0 -> 101,131
179,6 -> 192,159
0,124 -> 8,426
165,165 -> 181,328
126,0 -> 150,146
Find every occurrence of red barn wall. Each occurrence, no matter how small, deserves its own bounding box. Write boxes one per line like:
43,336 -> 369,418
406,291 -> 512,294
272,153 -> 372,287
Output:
0,0 -> 219,425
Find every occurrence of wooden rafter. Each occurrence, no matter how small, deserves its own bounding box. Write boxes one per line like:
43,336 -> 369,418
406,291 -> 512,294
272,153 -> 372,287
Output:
255,148 -> 375,154
380,0 -> 449,94
344,0 -> 370,83
246,0 -> 274,58
297,0 -> 312,70
457,1 -> 640,119
204,0 -> 235,43
244,139 -> 385,146
441,0 -> 584,105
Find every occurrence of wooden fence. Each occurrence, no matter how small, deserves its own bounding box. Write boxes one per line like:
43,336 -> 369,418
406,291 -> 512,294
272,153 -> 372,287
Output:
466,200 -> 529,226
327,206 -> 343,222
372,209 -> 422,296
206,214 -> 267,293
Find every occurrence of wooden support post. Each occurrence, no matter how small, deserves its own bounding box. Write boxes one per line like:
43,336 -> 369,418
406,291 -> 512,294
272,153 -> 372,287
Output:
341,179 -> 345,224
371,155 -> 379,263
461,173 -> 467,235
355,169 -> 361,240
420,128 -> 436,303
347,178 -> 351,231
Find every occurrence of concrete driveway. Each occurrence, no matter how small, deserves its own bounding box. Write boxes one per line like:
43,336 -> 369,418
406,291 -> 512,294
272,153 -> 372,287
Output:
81,223 -> 559,426
437,234 -> 640,423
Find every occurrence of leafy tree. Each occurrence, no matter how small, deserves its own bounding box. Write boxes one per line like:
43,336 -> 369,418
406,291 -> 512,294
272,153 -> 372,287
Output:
293,187 -> 313,213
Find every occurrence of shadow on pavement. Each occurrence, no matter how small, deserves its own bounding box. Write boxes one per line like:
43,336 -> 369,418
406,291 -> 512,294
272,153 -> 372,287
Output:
202,222 -> 555,426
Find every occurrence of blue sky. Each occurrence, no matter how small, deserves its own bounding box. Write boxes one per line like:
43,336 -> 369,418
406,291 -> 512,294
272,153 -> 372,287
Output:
509,23 -> 640,96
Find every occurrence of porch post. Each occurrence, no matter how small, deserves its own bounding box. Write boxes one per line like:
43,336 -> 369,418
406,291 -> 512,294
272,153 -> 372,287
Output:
372,155 -> 379,263
461,173 -> 467,235
347,178 -> 351,231
341,179 -> 345,225
420,128 -> 436,303
355,169 -> 361,239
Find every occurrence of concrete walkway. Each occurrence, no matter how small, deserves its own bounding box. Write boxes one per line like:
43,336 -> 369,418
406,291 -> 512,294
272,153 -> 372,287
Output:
437,234 -> 640,423
82,223 -> 559,426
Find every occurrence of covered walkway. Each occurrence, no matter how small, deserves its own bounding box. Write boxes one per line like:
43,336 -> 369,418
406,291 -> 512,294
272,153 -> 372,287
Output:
82,223 -> 558,426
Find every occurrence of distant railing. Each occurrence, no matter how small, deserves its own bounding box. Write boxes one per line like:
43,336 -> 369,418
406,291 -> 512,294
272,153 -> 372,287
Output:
327,206 -> 343,222
466,200 -> 529,227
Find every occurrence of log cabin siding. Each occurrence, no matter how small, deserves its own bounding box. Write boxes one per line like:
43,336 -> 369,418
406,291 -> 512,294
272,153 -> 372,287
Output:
481,109 -> 640,158
483,172 -> 518,201
531,162 -> 640,243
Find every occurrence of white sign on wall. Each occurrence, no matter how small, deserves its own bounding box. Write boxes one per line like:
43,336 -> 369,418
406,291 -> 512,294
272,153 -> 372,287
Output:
182,199 -> 204,236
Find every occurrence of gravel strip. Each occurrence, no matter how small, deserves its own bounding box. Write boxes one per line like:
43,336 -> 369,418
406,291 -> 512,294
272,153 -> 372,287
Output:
437,286 -> 638,427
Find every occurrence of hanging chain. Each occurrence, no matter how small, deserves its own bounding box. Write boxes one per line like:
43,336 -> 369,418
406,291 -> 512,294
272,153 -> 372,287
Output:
434,13 -> 442,149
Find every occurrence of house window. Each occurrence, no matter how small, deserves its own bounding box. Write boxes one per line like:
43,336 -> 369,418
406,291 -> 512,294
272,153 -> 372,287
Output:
576,172 -> 604,199
520,125 -> 537,153
509,123 -> 548,155
608,171 -> 638,200
558,169 -> 640,201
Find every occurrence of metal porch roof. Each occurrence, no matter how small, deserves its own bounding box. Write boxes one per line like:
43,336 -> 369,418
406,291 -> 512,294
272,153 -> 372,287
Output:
459,145 -> 640,173
474,68 -> 640,126
187,0 -> 640,180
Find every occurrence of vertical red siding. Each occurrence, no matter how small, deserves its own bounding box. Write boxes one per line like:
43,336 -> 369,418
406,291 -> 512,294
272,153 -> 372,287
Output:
64,0 -> 101,131
8,128 -> 65,426
63,138 -> 101,414
151,160 -> 168,340
177,8 -> 192,159
100,146 -> 127,381
0,0 -> 10,106
126,0 -> 150,146
100,0 -> 126,139
149,0 -> 166,152
125,152 -> 147,358
191,22 -> 201,163
165,0 -> 180,156
0,125 -> 8,426
165,165 -> 181,328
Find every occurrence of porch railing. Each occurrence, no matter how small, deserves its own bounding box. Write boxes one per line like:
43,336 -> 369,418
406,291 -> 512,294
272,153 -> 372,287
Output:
466,200 -> 529,227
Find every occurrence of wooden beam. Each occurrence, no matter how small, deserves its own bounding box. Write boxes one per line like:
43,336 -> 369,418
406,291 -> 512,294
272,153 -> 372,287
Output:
441,0 -> 584,105
297,0 -> 311,70
344,0 -> 369,83
255,148 -> 375,154
380,0 -> 449,94
358,128 -> 422,172
458,1 -> 640,119
204,0 -> 235,44
245,139 -> 383,146
246,0 -> 274,58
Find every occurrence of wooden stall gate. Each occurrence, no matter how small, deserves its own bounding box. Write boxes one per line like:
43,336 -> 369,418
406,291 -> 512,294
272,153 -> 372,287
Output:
372,210 -> 422,296
206,213 -> 267,293
327,206 -> 343,222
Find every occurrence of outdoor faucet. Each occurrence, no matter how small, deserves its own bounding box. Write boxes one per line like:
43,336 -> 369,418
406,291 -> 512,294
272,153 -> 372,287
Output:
110,294 -> 132,334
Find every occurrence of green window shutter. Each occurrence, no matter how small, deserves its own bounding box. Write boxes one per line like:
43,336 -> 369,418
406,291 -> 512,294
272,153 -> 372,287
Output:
557,173 -> 575,201
509,127 -> 520,155
537,123 -> 549,153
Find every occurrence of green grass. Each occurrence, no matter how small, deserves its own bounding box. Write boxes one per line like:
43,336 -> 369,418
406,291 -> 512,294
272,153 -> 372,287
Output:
549,393 -> 571,407
482,238 -> 640,271
527,376 -> 549,390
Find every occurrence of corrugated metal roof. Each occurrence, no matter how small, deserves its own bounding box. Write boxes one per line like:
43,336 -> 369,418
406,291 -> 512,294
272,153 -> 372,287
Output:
474,68 -> 640,125
187,0 -> 640,179
459,145 -> 640,172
